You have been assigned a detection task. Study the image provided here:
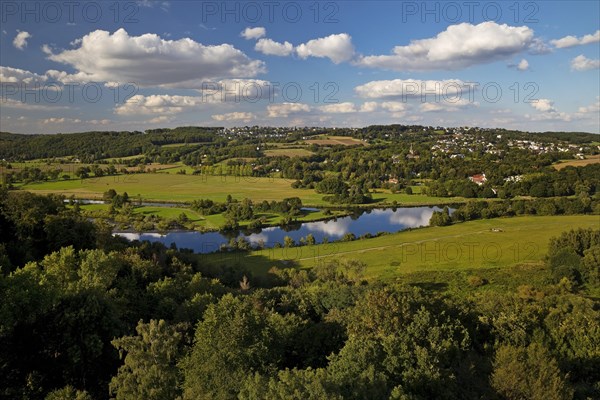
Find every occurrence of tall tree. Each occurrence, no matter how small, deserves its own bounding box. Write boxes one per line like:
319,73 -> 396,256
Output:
491,343 -> 573,400
110,320 -> 183,400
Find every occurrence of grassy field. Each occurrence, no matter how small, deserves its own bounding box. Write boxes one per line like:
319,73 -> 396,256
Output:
304,135 -> 367,146
264,148 -> 314,157
101,155 -> 145,162
22,174 -> 325,204
390,263 -> 556,297
79,203 -> 205,220
553,154 -> 600,170
201,215 -> 599,280
20,173 -> 456,206
155,165 -> 199,174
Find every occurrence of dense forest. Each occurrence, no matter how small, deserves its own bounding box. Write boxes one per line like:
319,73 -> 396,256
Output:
1,126 -> 599,399
0,127 -> 222,161
1,189 -> 600,399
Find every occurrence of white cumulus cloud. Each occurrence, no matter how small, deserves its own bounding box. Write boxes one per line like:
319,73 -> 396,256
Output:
114,94 -> 204,115
419,98 -> 474,113
570,55 -> 600,71
0,66 -> 47,84
578,97 -> 600,114
212,112 -> 256,122
380,101 -> 408,113
508,58 -> 530,71
530,98 -> 556,112
43,117 -> 82,124
0,98 -> 69,111
296,33 -> 355,64
200,79 -> 274,102
241,27 -> 266,40
255,38 -> 294,56
44,69 -> 95,84
517,59 -> 529,71
355,79 -> 473,99
252,33 -> 354,63
359,101 -> 378,112
13,31 -> 31,50
45,28 -> 265,88
551,30 -> 600,48
320,102 -> 357,113
357,22 -> 534,71
527,98 -> 577,122
267,103 -> 311,118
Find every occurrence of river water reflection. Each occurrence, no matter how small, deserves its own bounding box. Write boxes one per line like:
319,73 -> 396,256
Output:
115,206 -> 445,254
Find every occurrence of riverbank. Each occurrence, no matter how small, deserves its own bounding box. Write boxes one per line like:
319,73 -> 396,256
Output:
114,206 -> 444,253
78,202 -> 352,233
197,214 -> 600,280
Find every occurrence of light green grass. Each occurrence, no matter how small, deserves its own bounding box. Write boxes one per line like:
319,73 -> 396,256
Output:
77,203 -> 107,212
21,173 -> 324,204
264,148 -> 314,158
133,206 -> 204,222
20,173 -> 456,206
370,189 -> 463,205
157,165 -> 199,174
201,215 -> 600,279
390,263 -> 552,297
78,203 -> 203,220
101,155 -> 144,162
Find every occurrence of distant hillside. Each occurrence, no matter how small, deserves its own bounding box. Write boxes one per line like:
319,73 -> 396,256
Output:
1,125 -> 597,161
528,131 -> 600,144
0,127 -> 221,161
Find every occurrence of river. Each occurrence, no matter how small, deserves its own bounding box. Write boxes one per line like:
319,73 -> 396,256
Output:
115,206 -> 445,254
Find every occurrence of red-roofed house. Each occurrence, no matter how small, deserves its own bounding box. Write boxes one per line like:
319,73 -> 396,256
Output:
469,173 -> 487,186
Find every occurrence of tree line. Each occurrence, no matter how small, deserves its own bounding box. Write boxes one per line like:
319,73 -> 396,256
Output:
1,190 -> 599,399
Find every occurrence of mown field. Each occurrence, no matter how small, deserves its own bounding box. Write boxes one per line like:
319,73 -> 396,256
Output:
553,154 -> 600,170
264,148 -> 314,157
200,215 -> 600,280
304,135 -> 367,146
20,173 -> 457,206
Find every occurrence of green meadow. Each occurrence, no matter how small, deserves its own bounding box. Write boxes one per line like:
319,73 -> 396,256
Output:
20,173 -> 457,206
200,215 -> 600,280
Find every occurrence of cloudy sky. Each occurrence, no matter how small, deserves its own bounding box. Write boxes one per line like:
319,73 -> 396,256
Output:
1,1 -> 599,133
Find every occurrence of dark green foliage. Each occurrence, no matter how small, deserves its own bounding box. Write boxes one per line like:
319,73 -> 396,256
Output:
316,175 -> 349,195
190,198 -> 226,215
45,385 -> 93,400
491,343 -> 574,400
430,206 -> 452,226
546,228 -> 600,285
223,198 -> 253,221
582,246 -> 600,283
548,248 -> 582,283
0,128 -> 220,161
110,320 -> 184,400
181,294 -> 302,399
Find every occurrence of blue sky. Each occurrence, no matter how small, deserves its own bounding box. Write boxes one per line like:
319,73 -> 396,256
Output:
1,0 -> 599,133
